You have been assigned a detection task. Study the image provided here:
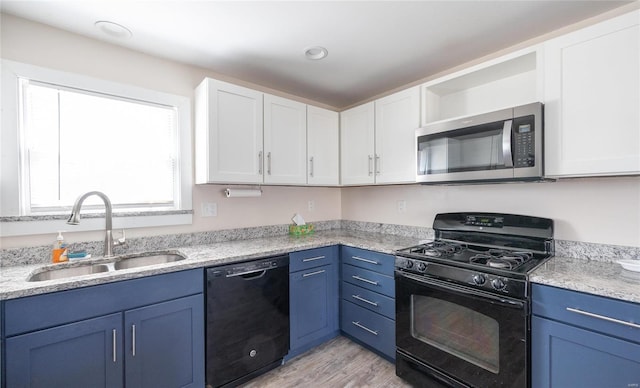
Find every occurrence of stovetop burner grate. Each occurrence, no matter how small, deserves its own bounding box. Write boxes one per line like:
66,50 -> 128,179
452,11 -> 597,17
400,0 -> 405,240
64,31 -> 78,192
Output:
469,249 -> 533,270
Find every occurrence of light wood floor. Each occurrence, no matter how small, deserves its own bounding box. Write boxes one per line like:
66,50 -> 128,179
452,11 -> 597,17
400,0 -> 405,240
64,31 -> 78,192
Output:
240,336 -> 412,388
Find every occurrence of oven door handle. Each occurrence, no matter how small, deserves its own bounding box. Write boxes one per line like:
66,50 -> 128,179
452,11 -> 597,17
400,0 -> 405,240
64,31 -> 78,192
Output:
397,271 -> 525,309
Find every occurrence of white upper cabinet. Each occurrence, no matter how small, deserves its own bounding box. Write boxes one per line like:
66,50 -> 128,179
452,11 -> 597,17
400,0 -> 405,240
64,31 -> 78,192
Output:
195,78 -> 315,185
264,94 -> 308,185
340,102 -> 376,185
340,87 -> 420,186
195,78 -> 263,184
421,46 -> 542,126
544,10 -> 640,177
374,87 -> 420,184
307,106 -> 339,185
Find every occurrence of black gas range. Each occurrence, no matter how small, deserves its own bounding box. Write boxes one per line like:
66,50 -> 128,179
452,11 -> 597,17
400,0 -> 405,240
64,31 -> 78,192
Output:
396,212 -> 554,299
395,212 -> 554,388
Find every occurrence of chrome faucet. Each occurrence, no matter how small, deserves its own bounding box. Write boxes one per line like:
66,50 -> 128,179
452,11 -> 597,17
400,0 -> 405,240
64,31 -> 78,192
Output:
67,191 -> 125,258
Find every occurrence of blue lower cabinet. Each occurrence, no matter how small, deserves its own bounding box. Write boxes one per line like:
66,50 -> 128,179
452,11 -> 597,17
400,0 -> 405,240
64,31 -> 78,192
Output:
339,246 -> 395,361
3,270 -> 204,388
288,246 -> 339,359
532,316 -> 640,388
6,313 -> 124,388
340,300 -> 395,359
532,284 -> 640,388
125,294 -> 204,388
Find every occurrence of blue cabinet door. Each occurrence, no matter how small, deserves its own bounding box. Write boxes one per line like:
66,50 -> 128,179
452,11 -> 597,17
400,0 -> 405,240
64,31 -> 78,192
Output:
124,294 -> 204,388
532,316 -> 640,388
289,263 -> 338,356
5,313 -> 123,388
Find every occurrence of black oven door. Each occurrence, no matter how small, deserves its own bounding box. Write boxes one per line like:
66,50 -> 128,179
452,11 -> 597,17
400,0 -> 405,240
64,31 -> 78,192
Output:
395,271 -> 528,388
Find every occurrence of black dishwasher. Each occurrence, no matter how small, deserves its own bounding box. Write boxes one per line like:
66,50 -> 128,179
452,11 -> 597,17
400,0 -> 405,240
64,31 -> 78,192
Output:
205,255 -> 289,388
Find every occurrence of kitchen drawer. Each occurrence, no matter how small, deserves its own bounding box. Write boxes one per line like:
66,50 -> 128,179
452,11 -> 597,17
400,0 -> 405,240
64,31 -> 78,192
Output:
342,264 -> 395,298
5,269 -> 203,337
341,300 -> 395,360
290,246 -> 336,273
532,284 -> 640,343
341,246 -> 394,276
342,281 -> 395,320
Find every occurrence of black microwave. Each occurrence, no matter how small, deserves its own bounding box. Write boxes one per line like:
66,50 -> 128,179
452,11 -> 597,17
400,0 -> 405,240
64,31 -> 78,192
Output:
416,102 -> 544,184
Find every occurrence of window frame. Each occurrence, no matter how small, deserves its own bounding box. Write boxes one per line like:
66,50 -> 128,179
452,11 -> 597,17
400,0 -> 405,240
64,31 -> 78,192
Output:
1,59 -> 193,237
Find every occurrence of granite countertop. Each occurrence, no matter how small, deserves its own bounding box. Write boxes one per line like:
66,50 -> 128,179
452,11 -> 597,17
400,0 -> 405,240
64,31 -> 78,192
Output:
0,229 -> 418,301
2,229 -> 639,305
530,256 -> 640,304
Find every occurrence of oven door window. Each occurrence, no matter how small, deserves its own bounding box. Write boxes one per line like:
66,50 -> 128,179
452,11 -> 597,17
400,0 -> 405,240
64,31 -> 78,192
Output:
411,295 -> 499,373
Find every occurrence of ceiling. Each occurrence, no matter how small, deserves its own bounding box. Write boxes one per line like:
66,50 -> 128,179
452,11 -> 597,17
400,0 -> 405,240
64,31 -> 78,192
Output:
1,1 -> 633,109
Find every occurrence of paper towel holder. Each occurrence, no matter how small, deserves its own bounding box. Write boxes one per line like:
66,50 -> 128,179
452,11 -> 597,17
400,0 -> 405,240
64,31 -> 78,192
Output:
224,187 -> 262,198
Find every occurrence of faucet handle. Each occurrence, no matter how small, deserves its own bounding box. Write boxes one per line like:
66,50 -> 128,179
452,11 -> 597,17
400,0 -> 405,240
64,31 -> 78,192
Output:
115,229 -> 127,246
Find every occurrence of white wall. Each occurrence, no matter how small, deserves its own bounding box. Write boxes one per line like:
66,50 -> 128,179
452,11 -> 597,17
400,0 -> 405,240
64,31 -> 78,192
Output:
0,13 -> 342,249
2,13 -> 639,250
342,177 -> 640,247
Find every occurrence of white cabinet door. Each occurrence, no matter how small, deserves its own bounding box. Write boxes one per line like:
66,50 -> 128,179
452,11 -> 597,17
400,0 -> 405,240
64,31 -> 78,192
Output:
264,94 -> 307,184
195,78 -> 263,184
307,106 -> 339,185
375,86 -> 420,184
340,102 -> 375,185
544,11 -> 640,177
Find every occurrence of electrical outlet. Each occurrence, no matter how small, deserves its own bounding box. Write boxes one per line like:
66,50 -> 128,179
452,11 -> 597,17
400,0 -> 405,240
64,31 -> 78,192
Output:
397,200 -> 407,213
202,202 -> 217,217
308,200 -> 315,212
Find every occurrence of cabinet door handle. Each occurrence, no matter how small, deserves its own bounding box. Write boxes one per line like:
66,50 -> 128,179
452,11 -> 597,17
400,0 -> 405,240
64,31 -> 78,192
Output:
303,269 -> 325,278
267,152 -> 272,175
352,294 -> 378,307
132,324 -> 136,357
112,329 -> 117,363
302,255 -> 325,262
352,275 -> 378,286
375,154 -> 381,175
352,321 -> 378,336
258,151 -> 263,175
566,307 -> 640,329
309,156 -> 314,178
368,155 -> 373,176
352,256 -> 379,265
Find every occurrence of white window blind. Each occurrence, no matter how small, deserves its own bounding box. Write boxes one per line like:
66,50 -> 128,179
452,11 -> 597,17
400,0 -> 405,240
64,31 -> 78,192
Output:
21,80 -> 179,213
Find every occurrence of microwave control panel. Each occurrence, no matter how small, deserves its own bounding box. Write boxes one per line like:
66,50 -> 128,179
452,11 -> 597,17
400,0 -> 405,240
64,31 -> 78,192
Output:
513,115 -> 535,168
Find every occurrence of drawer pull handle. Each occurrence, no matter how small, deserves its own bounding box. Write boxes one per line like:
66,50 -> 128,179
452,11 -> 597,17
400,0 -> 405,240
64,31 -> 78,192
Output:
352,256 -> 379,265
352,275 -> 378,286
112,329 -> 117,363
352,321 -> 378,336
566,307 -> 640,329
302,255 -> 325,262
352,294 -> 378,307
303,269 -> 325,278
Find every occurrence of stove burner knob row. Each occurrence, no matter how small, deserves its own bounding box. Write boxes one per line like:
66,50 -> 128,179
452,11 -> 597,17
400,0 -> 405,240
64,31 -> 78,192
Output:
472,274 -> 486,285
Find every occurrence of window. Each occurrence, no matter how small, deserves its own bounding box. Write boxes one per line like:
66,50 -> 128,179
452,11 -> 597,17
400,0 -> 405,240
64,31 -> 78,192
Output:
22,80 -> 179,213
1,60 -> 192,236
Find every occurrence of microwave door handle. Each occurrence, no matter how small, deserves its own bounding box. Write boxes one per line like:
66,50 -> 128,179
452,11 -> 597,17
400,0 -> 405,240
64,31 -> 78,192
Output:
502,120 -> 514,167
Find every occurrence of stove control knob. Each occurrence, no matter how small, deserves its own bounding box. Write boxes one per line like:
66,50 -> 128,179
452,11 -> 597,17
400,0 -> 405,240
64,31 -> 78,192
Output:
491,278 -> 506,290
417,262 -> 427,272
404,260 -> 414,269
472,274 -> 486,285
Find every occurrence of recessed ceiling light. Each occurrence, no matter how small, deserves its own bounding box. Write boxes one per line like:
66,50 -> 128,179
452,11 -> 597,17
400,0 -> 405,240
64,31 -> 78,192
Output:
305,46 -> 328,60
94,21 -> 132,39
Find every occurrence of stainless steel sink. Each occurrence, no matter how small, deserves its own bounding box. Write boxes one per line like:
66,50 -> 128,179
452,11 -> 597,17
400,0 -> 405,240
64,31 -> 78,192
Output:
113,253 -> 186,270
28,263 -> 110,282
